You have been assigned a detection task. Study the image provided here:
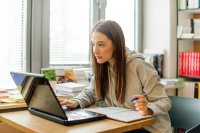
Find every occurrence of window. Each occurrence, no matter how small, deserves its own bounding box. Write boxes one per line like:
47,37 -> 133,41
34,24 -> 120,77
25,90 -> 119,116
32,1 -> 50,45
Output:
46,0 -> 140,67
49,0 -> 90,66
105,0 -> 135,50
0,0 -> 27,89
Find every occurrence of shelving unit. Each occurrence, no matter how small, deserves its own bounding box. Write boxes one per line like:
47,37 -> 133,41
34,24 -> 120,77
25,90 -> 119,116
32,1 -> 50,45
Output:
176,0 -> 200,100
177,2 -> 200,80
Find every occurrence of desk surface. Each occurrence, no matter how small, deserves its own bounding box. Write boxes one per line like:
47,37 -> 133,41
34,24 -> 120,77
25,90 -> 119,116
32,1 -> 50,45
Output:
0,102 -> 27,113
0,110 -> 155,133
0,103 -> 26,110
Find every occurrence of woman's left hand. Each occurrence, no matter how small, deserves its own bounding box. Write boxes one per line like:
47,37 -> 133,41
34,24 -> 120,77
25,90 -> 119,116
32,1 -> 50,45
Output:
132,95 -> 153,116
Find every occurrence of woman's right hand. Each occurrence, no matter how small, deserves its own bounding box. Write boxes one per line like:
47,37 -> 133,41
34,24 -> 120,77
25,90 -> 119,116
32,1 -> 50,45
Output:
58,98 -> 79,108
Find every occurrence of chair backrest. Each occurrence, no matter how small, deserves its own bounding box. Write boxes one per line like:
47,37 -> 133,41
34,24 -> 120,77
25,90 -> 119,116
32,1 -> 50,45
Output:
169,96 -> 200,130
185,123 -> 200,133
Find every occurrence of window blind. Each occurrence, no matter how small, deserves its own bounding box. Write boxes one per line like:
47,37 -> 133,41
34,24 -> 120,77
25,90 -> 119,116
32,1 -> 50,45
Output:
0,0 -> 27,89
49,0 -> 90,66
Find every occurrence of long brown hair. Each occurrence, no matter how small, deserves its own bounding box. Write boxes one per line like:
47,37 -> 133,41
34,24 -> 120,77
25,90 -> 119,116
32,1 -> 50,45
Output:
91,20 -> 126,104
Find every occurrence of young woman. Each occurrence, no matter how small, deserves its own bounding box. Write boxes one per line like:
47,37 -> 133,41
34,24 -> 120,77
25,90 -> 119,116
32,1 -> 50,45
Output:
59,20 -> 172,133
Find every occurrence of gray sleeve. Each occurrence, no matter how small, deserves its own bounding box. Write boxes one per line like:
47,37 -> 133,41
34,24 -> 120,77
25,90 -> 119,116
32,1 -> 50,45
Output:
136,59 -> 172,116
70,77 -> 96,108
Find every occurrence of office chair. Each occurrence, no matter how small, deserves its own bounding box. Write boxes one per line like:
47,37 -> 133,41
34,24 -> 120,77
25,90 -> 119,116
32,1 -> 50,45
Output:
169,96 -> 200,133
185,123 -> 200,133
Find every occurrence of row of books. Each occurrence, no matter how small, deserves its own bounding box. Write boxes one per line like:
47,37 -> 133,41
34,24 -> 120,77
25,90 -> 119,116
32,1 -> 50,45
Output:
178,52 -> 200,77
178,81 -> 200,99
143,54 -> 163,78
178,0 -> 200,10
177,19 -> 200,39
41,67 -> 92,86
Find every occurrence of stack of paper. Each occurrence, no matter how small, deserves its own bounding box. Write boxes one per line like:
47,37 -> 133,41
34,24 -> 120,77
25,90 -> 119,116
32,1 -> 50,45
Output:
55,82 -> 87,96
0,94 -> 24,103
0,89 -> 9,98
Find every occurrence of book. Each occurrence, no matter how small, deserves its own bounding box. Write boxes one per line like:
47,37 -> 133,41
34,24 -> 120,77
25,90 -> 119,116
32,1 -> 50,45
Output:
179,0 -> 187,9
187,0 -> 194,9
156,54 -> 163,78
55,82 -> 87,92
160,78 -> 179,85
193,19 -> 200,38
86,106 -> 152,123
182,81 -> 195,98
177,25 -> 183,38
181,33 -> 194,39
178,52 -> 183,76
64,69 -> 77,82
160,78 -> 183,89
194,82 -> 199,98
143,53 -> 164,78
0,93 -> 9,98
41,68 -> 56,80
198,82 -> 200,99
0,94 -> 24,103
193,0 -> 200,8
73,68 -> 92,85
0,89 -> 9,98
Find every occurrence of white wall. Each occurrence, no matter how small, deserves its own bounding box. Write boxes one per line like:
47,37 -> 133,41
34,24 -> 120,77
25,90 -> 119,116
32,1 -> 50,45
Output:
143,0 -> 177,78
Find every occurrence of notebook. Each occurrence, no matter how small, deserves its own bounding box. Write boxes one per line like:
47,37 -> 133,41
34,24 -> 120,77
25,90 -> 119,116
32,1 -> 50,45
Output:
10,71 -> 106,125
86,106 -> 152,123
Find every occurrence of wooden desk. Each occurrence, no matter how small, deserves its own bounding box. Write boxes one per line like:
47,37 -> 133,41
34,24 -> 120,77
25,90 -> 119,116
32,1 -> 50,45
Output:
0,110 -> 155,133
0,103 -> 27,133
0,103 -> 27,113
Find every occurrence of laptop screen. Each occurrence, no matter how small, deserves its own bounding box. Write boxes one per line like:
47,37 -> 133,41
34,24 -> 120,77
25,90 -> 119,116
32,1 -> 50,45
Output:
10,72 -> 67,119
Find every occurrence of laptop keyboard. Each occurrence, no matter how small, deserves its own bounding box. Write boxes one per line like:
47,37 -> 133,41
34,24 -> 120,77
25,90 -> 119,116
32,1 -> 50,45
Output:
62,106 -> 90,120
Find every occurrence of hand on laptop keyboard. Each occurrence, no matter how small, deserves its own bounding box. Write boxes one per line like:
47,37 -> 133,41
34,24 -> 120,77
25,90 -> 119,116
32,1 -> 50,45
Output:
58,98 -> 79,108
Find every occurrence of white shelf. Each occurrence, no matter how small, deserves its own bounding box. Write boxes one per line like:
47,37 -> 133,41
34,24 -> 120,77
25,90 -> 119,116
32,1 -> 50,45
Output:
179,8 -> 200,14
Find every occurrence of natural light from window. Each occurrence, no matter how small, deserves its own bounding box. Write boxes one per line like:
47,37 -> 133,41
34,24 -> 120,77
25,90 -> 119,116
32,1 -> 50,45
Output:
50,0 -> 90,65
0,0 -> 27,89
106,0 -> 135,50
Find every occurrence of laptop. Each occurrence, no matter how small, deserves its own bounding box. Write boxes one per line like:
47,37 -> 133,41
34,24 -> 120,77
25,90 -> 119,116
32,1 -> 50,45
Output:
10,71 -> 106,125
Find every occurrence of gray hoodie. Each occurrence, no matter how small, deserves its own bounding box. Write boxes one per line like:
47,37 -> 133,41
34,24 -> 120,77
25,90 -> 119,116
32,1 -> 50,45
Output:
71,48 -> 172,133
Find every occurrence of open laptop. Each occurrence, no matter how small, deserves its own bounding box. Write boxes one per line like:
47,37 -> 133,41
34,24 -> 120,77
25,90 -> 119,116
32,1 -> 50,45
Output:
10,71 -> 106,125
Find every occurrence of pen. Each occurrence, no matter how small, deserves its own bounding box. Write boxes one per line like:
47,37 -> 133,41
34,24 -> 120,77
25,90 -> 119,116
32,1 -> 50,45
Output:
130,94 -> 147,102
130,98 -> 138,102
